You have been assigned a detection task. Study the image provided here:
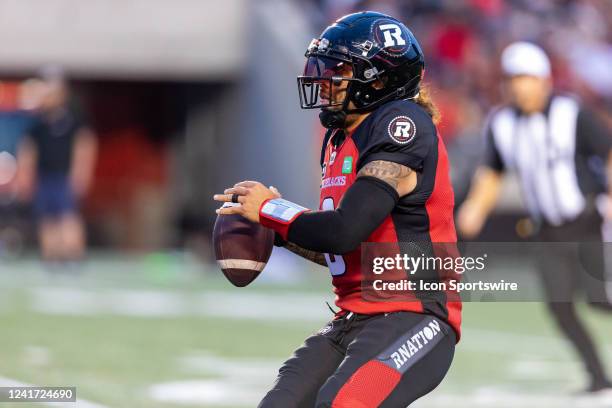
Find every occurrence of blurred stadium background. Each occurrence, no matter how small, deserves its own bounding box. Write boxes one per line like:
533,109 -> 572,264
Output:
0,0 -> 611,407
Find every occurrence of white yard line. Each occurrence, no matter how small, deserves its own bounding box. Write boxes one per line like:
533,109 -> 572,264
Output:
152,377 -> 609,408
0,376 -> 109,408
27,286 -> 612,359
28,287 -> 332,321
414,388 -> 612,408
152,351 -> 612,408
27,286 -> 612,350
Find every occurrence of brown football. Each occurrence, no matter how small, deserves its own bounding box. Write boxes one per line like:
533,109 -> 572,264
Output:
213,207 -> 274,287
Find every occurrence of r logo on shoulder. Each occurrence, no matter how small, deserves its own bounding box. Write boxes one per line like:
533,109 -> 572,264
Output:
388,116 -> 416,144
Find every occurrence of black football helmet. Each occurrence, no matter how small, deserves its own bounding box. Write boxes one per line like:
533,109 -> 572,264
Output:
298,11 -> 425,128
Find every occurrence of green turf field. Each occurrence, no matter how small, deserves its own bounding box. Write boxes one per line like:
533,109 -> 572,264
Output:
1,253 -> 612,407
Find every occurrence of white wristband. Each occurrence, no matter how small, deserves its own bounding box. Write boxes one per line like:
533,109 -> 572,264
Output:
260,198 -> 309,223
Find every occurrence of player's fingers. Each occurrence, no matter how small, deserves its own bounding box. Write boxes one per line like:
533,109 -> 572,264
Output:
269,186 -> 282,197
224,186 -> 249,196
213,193 -> 245,203
215,203 -> 243,215
212,194 -> 230,202
234,180 -> 259,188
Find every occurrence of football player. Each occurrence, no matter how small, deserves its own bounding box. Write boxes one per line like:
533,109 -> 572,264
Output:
214,12 -> 461,407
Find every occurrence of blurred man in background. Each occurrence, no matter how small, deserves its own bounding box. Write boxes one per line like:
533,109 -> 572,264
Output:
0,80 -> 37,257
17,68 -> 97,264
457,42 -> 612,394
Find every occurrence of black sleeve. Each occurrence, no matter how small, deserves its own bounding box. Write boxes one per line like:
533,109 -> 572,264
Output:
273,233 -> 287,247
356,101 -> 434,172
481,116 -> 505,172
286,176 -> 399,254
26,117 -> 43,146
576,107 -> 612,159
70,104 -> 89,134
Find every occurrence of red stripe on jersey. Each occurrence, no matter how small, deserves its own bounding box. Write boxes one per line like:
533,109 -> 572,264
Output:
332,360 -> 401,408
424,132 -> 462,340
424,133 -> 457,243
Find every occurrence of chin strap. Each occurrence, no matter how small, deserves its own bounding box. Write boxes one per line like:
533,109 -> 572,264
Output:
320,128 -> 334,167
319,85 -> 352,129
319,109 -> 347,129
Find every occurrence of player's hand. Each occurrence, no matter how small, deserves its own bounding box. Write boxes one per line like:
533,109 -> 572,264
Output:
456,201 -> 485,239
598,195 -> 612,222
70,172 -> 92,198
13,170 -> 35,202
213,181 -> 281,223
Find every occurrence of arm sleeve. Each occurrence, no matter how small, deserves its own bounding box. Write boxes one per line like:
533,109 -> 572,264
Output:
26,117 -> 42,145
355,101 -> 435,172
273,233 -> 287,247
481,118 -> 505,172
576,107 -> 612,159
287,176 -> 399,254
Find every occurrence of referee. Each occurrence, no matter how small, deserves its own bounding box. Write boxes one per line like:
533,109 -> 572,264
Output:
457,42 -> 612,393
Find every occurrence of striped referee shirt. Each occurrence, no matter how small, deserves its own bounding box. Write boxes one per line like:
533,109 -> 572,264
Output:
484,94 -> 611,226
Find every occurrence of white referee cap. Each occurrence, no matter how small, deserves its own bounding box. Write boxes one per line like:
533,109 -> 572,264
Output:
501,42 -> 551,78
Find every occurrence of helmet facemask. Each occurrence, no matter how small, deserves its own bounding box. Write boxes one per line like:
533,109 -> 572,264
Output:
297,55 -> 356,111
298,52 -> 421,112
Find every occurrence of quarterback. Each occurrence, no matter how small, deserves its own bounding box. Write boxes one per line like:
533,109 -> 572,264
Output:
214,12 -> 461,407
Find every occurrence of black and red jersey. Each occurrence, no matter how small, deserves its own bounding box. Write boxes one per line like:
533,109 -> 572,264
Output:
319,100 -> 462,340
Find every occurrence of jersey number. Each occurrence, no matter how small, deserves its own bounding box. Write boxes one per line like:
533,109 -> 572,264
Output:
321,198 -> 346,276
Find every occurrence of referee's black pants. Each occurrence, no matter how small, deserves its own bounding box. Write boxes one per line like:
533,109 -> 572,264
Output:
537,209 -> 612,390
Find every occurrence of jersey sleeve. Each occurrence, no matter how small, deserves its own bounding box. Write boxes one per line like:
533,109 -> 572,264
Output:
576,107 -> 611,159
481,120 -> 505,172
356,101 -> 435,172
